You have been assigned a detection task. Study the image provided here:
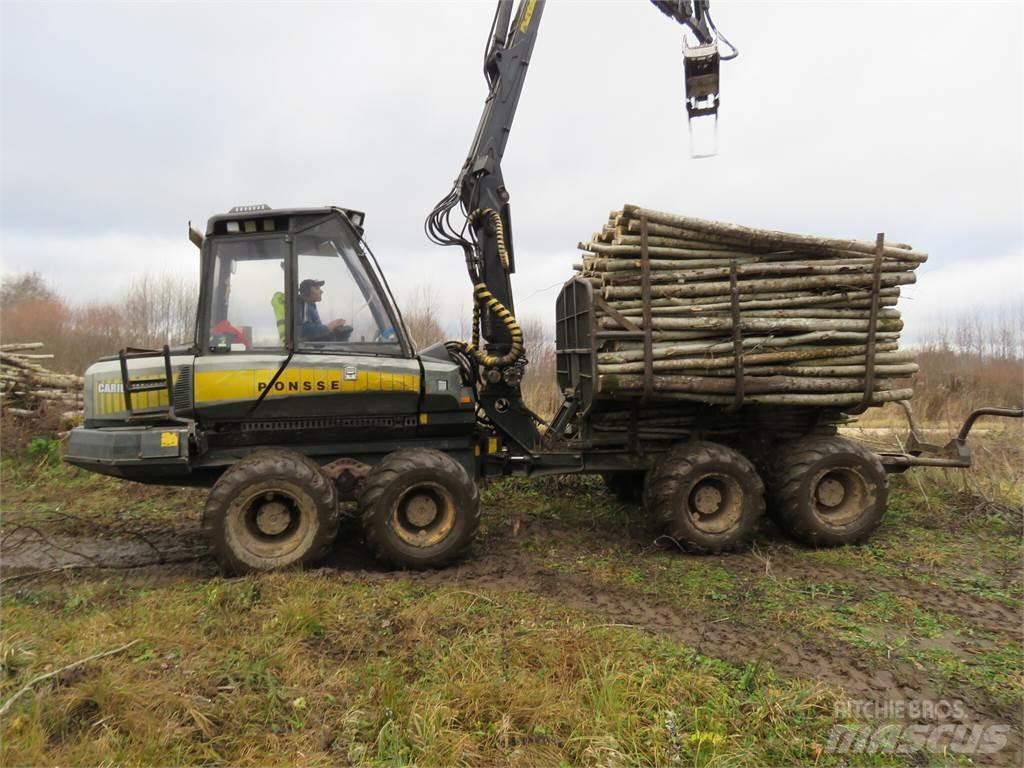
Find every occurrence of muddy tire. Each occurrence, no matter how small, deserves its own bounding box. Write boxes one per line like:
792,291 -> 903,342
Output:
358,449 -> 479,569
203,450 -> 340,574
769,435 -> 888,547
601,471 -> 645,503
646,441 -> 765,554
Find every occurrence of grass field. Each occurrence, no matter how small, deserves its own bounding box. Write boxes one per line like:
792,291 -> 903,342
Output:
1,425 -> 1021,766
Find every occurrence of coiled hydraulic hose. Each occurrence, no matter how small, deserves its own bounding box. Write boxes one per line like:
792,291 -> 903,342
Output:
468,207 -> 510,269
453,208 -> 523,368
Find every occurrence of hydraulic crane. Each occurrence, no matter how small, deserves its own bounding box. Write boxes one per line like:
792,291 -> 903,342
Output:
427,0 -> 733,452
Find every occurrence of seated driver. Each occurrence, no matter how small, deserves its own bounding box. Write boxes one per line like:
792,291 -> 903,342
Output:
298,279 -> 352,341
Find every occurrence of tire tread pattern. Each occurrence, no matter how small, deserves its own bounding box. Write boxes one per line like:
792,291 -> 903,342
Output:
202,449 -> 340,574
358,449 -> 480,570
770,435 -> 887,546
646,441 -> 765,554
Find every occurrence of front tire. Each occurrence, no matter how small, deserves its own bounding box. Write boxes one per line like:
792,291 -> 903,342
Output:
769,435 -> 888,547
204,450 -> 340,574
358,449 -> 480,569
645,441 -> 765,554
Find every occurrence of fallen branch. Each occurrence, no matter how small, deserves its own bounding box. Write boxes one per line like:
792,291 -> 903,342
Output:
0,640 -> 140,718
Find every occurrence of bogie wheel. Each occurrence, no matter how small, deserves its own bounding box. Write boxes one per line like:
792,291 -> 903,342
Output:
646,441 -> 765,554
601,471 -> 645,503
769,435 -> 888,547
203,450 -> 340,574
358,449 -> 480,569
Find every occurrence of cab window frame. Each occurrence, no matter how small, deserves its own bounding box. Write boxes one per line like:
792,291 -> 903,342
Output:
199,231 -> 292,355
291,214 -> 412,359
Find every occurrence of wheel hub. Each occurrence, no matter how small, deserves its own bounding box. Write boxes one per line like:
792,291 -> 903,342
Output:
811,468 -> 870,526
685,474 -> 743,534
405,493 -> 439,527
392,483 -> 457,547
816,477 -> 846,508
693,483 -> 724,515
255,501 -> 291,536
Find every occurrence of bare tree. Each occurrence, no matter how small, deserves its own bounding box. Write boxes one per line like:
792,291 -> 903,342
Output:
1,272 -> 57,306
401,285 -> 447,351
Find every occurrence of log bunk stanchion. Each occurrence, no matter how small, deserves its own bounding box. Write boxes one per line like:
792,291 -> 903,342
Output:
848,233 -> 886,416
640,216 -> 654,404
727,258 -> 745,413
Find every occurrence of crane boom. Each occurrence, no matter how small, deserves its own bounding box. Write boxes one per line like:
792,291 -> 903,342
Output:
425,0 -> 734,448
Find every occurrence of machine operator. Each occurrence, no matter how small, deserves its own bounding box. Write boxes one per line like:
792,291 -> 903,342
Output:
297,278 -> 353,342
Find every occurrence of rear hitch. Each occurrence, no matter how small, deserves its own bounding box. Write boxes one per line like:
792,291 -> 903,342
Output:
880,402 -> 1023,472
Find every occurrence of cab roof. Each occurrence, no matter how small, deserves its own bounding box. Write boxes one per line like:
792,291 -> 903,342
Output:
204,205 -> 366,237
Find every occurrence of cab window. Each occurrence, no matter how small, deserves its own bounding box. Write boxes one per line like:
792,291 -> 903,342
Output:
294,218 -> 401,354
208,237 -> 287,351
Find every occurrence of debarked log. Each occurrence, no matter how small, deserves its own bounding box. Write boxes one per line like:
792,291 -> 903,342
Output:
582,242 -> 760,260
597,316 -> 904,333
611,298 -> 898,316
597,307 -> 902,320
593,389 -> 916,407
604,286 -> 902,310
597,362 -> 919,376
599,373 -> 899,395
619,205 -> 928,262
602,272 -> 916,300
598,342 -> 905,366
597,261 -> 914,285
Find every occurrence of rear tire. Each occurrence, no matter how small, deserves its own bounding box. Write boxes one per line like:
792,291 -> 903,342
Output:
204,450 -> 340,574
358,449 -> 479,569
769,435 -> 888,547
645,441 -> 765,554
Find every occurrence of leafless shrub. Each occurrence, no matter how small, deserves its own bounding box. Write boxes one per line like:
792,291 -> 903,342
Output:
401,285 -> 447,351
910,306 -> 1024,424
519,316 -> 561,420
120,273 -> 197,347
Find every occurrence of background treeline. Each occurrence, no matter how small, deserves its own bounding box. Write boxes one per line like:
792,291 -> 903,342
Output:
1,272 -> 196,373
1,272 -> 1019,423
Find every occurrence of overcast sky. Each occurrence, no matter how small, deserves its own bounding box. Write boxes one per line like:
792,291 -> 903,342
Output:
2,0 -> 1022,343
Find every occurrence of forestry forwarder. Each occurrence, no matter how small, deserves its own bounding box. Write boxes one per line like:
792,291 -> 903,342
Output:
66,1 -> 1021,573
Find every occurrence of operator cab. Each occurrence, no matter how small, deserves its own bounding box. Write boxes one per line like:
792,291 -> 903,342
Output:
200,205 -> 411,358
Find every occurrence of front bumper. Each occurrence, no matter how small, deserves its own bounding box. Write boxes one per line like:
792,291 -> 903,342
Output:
65,425 -> 192,481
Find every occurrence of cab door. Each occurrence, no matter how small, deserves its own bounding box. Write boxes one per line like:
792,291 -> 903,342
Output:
191,233 -> 291,423
276,215 -> 421,434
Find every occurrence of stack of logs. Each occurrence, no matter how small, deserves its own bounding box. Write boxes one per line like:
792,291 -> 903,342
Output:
0,343 -> 83,421
576,204 -> 923,409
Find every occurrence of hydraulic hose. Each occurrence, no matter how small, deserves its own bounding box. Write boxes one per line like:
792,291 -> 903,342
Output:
468,207 -> 510,269
455,208 -> 523,368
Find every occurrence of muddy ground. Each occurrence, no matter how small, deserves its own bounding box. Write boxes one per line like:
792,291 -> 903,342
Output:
2,433 -> 1022,767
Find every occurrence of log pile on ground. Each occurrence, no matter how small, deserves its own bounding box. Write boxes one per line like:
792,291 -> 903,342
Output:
0,343 -> 83,421
575,204 -> 923,409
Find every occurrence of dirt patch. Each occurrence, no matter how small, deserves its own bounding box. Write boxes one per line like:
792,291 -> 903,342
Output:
0,523 -> 210,584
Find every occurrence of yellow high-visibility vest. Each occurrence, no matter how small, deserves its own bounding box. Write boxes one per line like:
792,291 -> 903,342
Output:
271,292 -> 287,342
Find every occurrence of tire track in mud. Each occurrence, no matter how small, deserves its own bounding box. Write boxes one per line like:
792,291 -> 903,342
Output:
345,525 -> 1021,766
732,545 -> 1022,641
